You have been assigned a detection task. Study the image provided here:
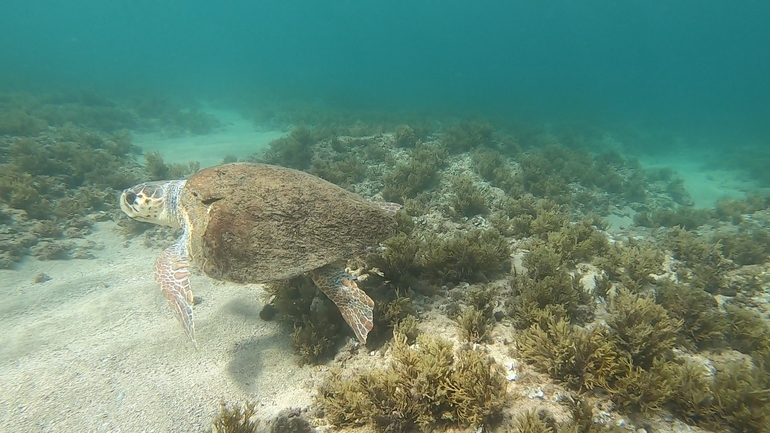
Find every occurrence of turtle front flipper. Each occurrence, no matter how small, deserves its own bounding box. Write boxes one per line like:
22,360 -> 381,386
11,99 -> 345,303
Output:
155,234 -> 197,348
311,263 -> 374,345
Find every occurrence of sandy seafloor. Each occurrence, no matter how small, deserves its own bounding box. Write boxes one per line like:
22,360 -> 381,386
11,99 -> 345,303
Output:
0,222 -> 321,432
0,113 -> 760,432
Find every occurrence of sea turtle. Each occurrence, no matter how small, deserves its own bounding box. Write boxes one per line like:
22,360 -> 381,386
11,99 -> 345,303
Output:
120,162 -> 399,347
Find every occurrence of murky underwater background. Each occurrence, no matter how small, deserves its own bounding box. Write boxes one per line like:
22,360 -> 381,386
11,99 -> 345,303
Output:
2,1 -> 768,134
1,1 -> 770,432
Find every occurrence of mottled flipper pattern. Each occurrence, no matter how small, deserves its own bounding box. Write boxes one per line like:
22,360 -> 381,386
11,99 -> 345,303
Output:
155,232 -> 197,348
311,262 -> 374,344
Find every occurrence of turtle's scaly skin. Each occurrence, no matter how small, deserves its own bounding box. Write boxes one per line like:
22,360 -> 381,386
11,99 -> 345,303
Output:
121,162 -> 398,347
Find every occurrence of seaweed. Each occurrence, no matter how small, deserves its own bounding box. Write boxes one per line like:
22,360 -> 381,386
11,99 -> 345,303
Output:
709,359 -> 770,432
488,212 -> 520,237
381,159 -> 439,203
442,121 -> 494,154
9,137 -> 69,175
508,270 -> 591,328
392,208 -> 415,234
512,144 -> 631,204
511,409 -> 557,433
610,357 -> 678,413
470,148 -> 507,182
0,125 -> 142,223
445,348 -> 508,426
33,100 -> 138,132
605,290 -> 681,369
563,396 -> 608,433
591,273 -> 613,300
143,151 -> 199,181
291,314 -> 341,365
31,220 -> 63,239
494,195 -> 564,238
498,194 -> 540,220
419,228 -> 511,284
724,304 -> 770,356
655,280 -> 727,350
544,219 -> 609,263
633,207 -> 713,230
144,151 -> 170,180
529,203 -> 571,239
309,152 -> 367,187
210,401 -> 260,433
0,109 -> 47,136
522,244 -> 562,282
714,194 -> 770,224
512,229 -> 600,328
465,283 -> 499,315
665,225 -> 720,265
31,241 -> 70,260
596,239 -> 662,292
621,172 -> 648,203
514,290 -> 765,427
0,225 -> 39,269
318,333 -> 507,431
393,124 -> 418,148
372,288 -> 416,339
666,178 -> 695,206
669,358 -> 718,425
469,148 -> 519,192
393,314 -> 420,344
449,174 -> 488,218
516,152 -> 572,200
252,125 -> 317,170
264,276 -> 345,364
0,169 -> 54,219
366,232 -> 421,285
664,227 -> 732,294
714,228 -> 770,266
360,138 -> 389,162
516,316 -> 622,391
381,142 -> 447,203
58,127 -> 136,158
53,186 -> 115,220
455,294 -> 495,343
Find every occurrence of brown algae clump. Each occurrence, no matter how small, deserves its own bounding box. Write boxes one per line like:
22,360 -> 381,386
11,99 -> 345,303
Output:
319,333 -> 508,431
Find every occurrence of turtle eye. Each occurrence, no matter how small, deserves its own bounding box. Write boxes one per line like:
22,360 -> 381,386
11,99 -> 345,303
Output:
124,191 -> 137,205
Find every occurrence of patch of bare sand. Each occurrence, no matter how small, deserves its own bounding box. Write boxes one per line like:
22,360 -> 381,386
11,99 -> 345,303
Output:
0,221 -> 320,432
132,108 -> 284,169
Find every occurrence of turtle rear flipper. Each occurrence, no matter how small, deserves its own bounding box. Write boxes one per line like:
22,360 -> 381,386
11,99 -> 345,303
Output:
311,263 -> 374,345
155,235 -> 197,348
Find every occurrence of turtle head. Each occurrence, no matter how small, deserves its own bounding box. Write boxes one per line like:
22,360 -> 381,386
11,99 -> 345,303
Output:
120,180 -> 185,228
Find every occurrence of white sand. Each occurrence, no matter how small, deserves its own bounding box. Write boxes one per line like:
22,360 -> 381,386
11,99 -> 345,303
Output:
639,152 -> 759,208
0,113 -> 323,432
0,220 -> 323,432
133,107 -> 285,168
